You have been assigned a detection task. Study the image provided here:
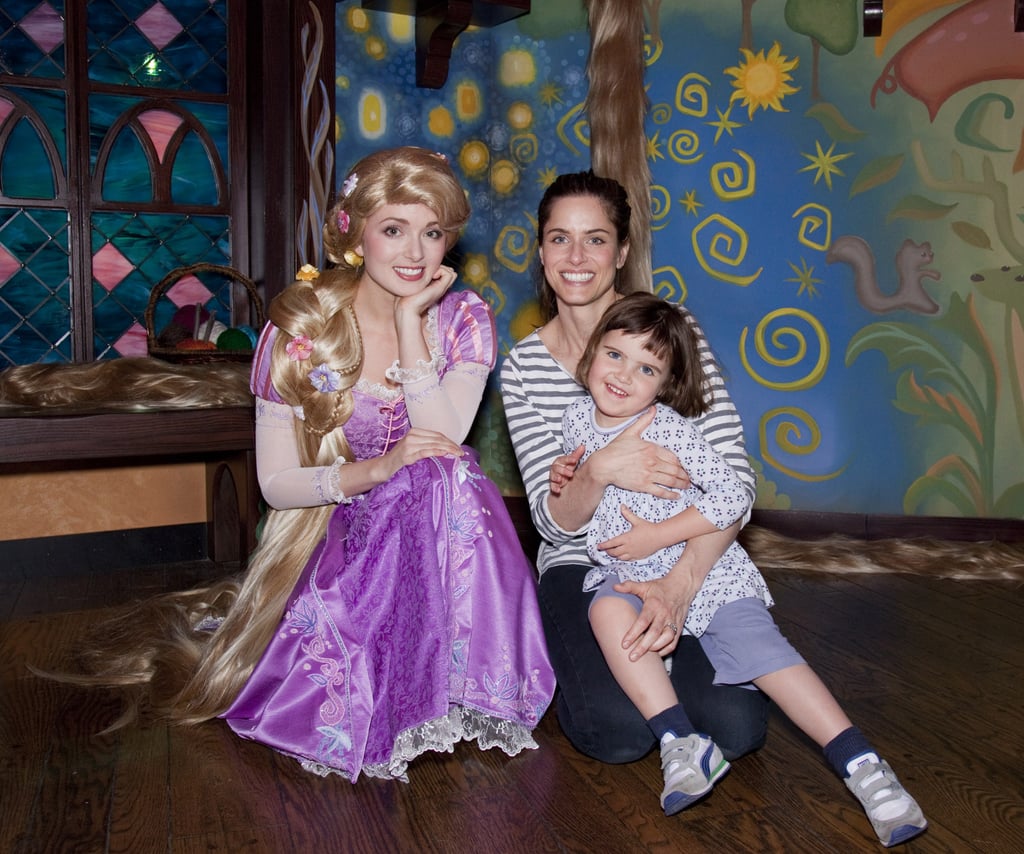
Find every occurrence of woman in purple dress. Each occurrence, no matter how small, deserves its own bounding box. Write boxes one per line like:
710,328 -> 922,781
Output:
63,147 -> 554,782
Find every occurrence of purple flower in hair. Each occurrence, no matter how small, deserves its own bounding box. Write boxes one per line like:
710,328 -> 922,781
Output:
309,364 -> 343,393
341,172 -> 358,197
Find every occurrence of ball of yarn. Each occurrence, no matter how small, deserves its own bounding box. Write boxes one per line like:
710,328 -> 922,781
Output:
207,320 -> 228,342
236,325 -> 258,347
170,304 -> 210,333
216,328 -> 254,351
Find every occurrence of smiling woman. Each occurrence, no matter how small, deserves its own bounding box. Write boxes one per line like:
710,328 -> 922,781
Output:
37,146 -> 555,784
500,172 -> 767,778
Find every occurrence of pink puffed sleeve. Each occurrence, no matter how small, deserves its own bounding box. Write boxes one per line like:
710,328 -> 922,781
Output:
394,290 -> 495,443
439,289 -> 497,376
249,324 -> 285,404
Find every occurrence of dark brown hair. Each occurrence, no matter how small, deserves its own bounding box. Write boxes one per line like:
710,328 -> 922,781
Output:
534,170 -> 635,322
576,292 -> 711,417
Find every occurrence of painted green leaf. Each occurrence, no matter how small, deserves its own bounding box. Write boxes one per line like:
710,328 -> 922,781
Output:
886,194 -> 957,222
805,102 -> 866,142
892,372 -> 983,454
994,483 -> 1024,518
846,322 -> 977,407
951,220 -> 992,250
904,474 -> 980,516
849,154 -> 903,198
955,94 -> 1015,153
934,293 -> 998,412
784,0 -> 859,55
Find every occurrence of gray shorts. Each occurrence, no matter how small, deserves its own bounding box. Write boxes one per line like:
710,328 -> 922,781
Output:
590,580 -> 804,689
699,596 -> 805,687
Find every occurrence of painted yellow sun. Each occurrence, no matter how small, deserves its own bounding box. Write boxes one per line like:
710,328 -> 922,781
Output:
459,140 -> 490,177
500,49 -> 536,87
428,106 -> 455,137
510,300 -> 544,342
346,8 -> 370,33
456,81 -> 482,122
462,253 -> 490,286
365,36 -> 386,61
724,41 -> 799,119
490,158 -> 520,195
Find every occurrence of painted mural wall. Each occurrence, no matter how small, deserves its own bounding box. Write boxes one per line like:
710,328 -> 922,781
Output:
330,0 -> 1024,520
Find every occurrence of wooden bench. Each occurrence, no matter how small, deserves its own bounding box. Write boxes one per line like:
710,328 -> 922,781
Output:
0,405 -> 259,566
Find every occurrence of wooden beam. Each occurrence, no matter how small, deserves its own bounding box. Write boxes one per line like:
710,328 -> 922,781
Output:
361,0 -> 531,88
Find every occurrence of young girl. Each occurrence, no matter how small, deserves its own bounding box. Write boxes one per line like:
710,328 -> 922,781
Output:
555,292 -> 926,847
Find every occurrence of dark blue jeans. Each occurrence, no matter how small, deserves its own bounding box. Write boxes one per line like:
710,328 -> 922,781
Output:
538,562 -> 769,763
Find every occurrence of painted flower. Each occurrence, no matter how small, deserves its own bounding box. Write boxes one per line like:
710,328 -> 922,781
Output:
309,363 -> 343,393
341,171 -> 358,197
336,209 -> 350,234
286,334 -> 314,361
296,264 -> 319,281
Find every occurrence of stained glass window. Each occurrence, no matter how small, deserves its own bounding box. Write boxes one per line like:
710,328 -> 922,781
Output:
0,0 -> 234,365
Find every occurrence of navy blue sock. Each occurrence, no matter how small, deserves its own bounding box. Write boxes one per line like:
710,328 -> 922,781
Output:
823,726 -> 875,778
647,704 -> 695,741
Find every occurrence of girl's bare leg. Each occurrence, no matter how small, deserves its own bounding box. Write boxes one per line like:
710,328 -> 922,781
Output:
754,663 -> 852,746
589,595 -> 677,718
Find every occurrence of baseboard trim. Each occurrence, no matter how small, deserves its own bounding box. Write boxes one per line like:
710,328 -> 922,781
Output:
502,496 -> 1024,546
5,504 -> 1020,582
748,509 -> 1024,542
0,523 -> 207,579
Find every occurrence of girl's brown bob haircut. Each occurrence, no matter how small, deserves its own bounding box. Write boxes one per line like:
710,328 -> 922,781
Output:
576,292 -> 712,418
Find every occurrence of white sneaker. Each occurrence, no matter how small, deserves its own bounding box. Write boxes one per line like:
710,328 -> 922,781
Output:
659,732 -> 730,816
845,753 -> 928,847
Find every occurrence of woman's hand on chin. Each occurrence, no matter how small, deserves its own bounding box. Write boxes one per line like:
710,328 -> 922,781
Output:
396,264 -> 457,320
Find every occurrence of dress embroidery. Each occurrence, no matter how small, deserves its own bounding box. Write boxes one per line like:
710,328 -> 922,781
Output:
225,291 -> 554,782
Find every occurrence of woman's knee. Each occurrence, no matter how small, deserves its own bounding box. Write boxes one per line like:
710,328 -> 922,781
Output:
555,692 -> 655,764
701,688 -> 769,760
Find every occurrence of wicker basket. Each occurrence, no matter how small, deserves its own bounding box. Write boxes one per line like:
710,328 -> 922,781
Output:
145,263 -> 265,364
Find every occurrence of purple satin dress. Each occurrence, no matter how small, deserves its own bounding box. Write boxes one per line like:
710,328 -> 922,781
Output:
222,291 -> 554,781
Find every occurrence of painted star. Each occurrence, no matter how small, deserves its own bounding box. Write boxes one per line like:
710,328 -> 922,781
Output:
538,82 -> 563,107
679,190 -> 703,216
786,258 -> 822,297
799,140 -> 853,191
646,131 -> 665,162
537,166 -> 558,188
706,105 -> 743,144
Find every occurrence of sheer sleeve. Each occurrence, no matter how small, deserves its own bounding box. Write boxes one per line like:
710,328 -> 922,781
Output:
254,398 -> 353,509
249,325 -> 352,509
400,290 -> 496,443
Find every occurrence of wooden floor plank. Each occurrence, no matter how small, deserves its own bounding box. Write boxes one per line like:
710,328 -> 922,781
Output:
2,563 -> 1022,853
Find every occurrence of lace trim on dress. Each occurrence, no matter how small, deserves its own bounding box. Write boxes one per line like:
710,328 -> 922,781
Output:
311,456 -> 353,504
384,354 -> 444,385
367,706 -> 539,782
296,706 -> 539,783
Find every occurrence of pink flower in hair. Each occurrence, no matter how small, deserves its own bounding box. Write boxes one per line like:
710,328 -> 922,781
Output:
336,209 -> 350,234
286,334 -> 313,361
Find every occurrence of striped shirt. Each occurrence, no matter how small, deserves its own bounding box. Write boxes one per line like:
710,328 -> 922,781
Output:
499,308 -> 755,576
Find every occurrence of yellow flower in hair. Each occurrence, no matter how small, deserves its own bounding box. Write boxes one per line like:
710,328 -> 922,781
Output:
296,264 -> 320,281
